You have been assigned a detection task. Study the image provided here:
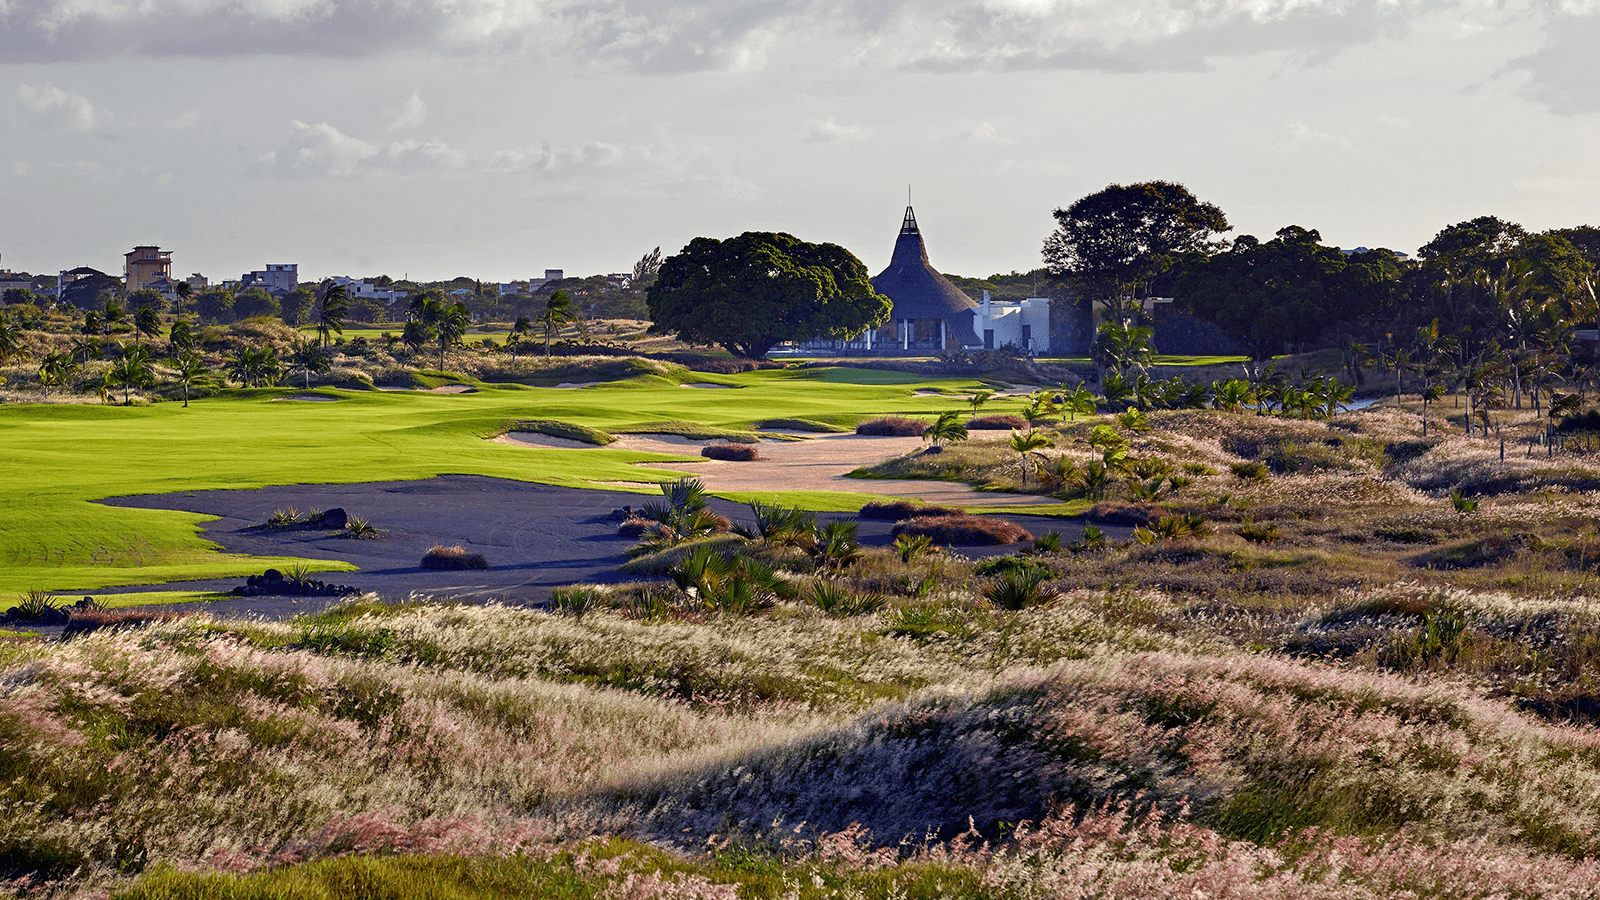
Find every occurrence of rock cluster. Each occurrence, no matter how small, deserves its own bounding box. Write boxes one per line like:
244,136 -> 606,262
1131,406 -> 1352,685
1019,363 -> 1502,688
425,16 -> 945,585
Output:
0,597 -> 100,626
231,569 -> 360,597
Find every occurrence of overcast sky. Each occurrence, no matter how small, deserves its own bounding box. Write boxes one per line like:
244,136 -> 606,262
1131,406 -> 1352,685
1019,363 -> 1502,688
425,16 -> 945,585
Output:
2,0 -> 1597,283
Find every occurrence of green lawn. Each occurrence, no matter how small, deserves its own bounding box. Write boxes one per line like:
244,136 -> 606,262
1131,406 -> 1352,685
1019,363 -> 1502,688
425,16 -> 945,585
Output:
0,368 -> 1020,597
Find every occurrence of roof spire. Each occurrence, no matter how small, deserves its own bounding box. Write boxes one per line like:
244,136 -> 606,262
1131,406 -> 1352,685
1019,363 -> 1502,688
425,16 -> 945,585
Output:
900,199 -> 919,236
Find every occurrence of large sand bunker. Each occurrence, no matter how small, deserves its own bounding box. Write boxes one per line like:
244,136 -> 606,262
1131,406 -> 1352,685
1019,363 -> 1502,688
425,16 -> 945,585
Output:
495,431 -> 1057,508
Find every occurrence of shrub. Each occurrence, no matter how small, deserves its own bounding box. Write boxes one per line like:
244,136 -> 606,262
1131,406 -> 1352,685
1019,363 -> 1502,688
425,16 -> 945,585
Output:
549,586 -> 605,616
808,580 -> 888,617
1076,523 -> 1107,551
891,514 -> 1033,545
701,443 -> 760,461
617,517 -> 659,539
62,609 -> 182,638
746,503 -> 817,547
268,507 -> 305,526
855,416 -> 928,437
984,568 -> 1057,610
752,417 -> 850,433
1231,460 -> 1270,482
859,500 -> 962,520
973,556 -> 1052,578
340,515 -> 382,539
419,545 -> 489,570
1237,522 -> 1281,544
810,520 -> 863,569
891,533 -> 933,563
1087,503 -> 1168,527
968,414 -> 1029,430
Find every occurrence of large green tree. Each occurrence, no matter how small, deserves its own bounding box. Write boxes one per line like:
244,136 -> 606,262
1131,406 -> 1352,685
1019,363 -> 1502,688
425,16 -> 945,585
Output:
647,232 -> 890,359
1175,226 -> 1400,359
1042,181 -> 1231,312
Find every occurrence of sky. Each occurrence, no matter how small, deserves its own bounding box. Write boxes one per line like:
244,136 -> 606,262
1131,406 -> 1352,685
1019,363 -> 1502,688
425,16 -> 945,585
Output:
2,0 -> 1598,284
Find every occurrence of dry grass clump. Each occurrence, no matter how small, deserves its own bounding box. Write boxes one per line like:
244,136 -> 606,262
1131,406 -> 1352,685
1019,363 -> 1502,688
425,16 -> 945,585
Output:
700,443 -> 760,461
1087,502 -> 1168,526
858,500 -> 963,520
890,514 -> 1032,545
855,416 -> 928,437
420,545 -> 489,570
61,608 -> 184,638
968,414 -> 1029,430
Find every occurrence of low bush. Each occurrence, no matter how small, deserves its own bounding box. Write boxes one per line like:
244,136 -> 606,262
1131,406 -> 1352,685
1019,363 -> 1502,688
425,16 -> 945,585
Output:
984,568 -> 1058,610
701,443 -> 760,461
62,608 -> 183,638
859,499 -> 963,520
891,514 -> 1033,545
807,580 -> 888,617
1231,460 -> 1270,482
619,534 -> 746,576
419,545 -> 489,570
617,517 -> 659,539
968,414 -> 1029,430
1087,502 -> 1168,527
856,416 -> 928,437
1237,522 -> 1281,544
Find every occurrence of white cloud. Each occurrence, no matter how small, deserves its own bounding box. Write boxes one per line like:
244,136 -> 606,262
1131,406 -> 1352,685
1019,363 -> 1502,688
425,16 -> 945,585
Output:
387,90 -> 428,132
803,119 -> 868,142
14,83 -> 99,133
166,111 -> 201,129
962,121 -> 998,140
254,120 -> 630,178
0,0 -> 1499,77
1511,5 -> 1600,114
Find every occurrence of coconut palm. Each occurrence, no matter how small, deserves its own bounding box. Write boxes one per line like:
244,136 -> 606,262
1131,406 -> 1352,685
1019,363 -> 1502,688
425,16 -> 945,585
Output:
36,352 -> 77,398
419,298 -> 470,370
168,352 -> 209,407
226,346 -> 282,387
538,290 -> 576,356
1009,429 -> 1054,488
132,303 -> 162,348
289,339 -> 330,389
401,320 -> 431,356
317,285 -> 349,348
168,319 -> 196,356
1212,378 -> 1255,413
110,344 -> 155,405
0,314 -> 26,365
924,410 -> 968,446
967,390 -> 994,416
508,315 -> 533,359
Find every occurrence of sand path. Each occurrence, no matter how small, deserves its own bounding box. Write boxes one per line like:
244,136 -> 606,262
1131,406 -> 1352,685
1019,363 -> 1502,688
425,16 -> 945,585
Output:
494,431 -> 1056,507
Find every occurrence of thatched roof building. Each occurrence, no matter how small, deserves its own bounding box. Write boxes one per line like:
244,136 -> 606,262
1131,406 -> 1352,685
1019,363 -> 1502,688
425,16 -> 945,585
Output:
871,206 -> 980,350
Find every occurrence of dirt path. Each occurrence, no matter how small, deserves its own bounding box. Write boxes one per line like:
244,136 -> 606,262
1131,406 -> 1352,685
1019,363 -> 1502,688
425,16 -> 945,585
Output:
493,431 -> 1058,508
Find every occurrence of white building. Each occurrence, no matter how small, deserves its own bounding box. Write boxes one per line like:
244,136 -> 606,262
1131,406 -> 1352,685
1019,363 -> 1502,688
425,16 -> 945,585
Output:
241,263 -> 297,295
972,291 -> 1051,354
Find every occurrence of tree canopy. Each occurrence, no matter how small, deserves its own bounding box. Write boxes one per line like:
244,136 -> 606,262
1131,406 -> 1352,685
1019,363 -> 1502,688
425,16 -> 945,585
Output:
1175,226 -> 1400,359
647,232 -> 891,358
1043,181 -> 1231,310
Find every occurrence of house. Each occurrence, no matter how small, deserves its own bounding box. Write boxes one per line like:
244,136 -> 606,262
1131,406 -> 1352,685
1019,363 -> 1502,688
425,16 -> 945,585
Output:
330,276 -> 408,306
124,246 -> 173,293
974,291 -> 1051,354
0,260 -> 32,297
241,264 -> 297,295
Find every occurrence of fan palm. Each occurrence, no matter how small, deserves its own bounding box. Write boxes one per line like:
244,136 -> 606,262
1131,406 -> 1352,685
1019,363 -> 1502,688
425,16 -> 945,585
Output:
169,352 -> 209,407
317,285 -> 349,348
1009,429 -> 1054,488
539,290 -> 576,356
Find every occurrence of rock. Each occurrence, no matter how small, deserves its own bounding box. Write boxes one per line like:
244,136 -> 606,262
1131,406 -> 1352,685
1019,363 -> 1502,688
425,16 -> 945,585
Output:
263,568 -> 284,582
319,508 -> 348,529
924,445 -> 944,455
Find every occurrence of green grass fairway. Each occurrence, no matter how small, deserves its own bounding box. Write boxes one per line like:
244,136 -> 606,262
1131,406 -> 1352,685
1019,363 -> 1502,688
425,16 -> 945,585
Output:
0,368 -> 1030,596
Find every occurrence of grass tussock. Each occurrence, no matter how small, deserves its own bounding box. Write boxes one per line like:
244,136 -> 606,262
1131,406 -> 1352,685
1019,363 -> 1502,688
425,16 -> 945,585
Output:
858,500 -> 964,521
700,444 -> 760,461
420,546 -> 490,570
890,514 -> 1032,545
967,414 -> 1029,430
855,417 -> 928,437
503,419 -> 616,445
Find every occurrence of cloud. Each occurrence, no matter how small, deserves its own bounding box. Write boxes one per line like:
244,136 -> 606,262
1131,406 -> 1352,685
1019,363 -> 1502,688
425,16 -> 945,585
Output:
387,90 -> 428,132
253,119 -> 628,178
802,119 -> 867,142
1511,5 -> 1600,114
13,83 -> 99,132
0,0 -> 1484,76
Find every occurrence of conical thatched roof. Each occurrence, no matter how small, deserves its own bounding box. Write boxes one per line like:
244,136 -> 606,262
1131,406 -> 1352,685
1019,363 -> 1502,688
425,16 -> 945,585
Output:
871,207 -> 979,346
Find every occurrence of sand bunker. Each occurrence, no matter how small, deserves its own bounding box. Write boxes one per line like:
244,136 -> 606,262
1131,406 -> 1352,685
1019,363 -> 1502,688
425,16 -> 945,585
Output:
493,432 -> 599,450
281,395 -> 340,402
609,433 -> 1056,507
681,383 -> 738,389
551,382 -> 604,389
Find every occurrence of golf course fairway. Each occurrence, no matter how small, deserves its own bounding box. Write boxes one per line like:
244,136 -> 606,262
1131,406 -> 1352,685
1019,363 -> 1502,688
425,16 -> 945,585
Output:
0,367 -> 1036,596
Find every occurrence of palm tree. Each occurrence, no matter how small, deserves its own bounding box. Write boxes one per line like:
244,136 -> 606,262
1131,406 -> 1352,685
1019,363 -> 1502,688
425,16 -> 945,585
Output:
0,314 -> 26,366
538,290 -> 576,356
1410,319 -> 1460,436
1061,384 -> 1097,421
419,298 -> 470,370
967,390 -> 994,416
509,315 -> 533,359
71,337 -> 103,364
173,280 -> 193,313
110,344 -> 155,405
101,298 -> 125,341
289,339 -> 330,389
132,303 -> 161,347
226,346 -> 282,387
1211,378 -> 1254,413
168,319 -> 196,356
37,352 -> 77,398
1009,429 -> 1054,488
317,285 -> 349,348
924,410 -> 968,446
402,320 -> 431,356
169,352 -> 209,407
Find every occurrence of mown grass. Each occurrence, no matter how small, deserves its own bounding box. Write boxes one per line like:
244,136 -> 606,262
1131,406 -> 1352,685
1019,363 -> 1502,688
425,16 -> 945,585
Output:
0,368 -> 1014,595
